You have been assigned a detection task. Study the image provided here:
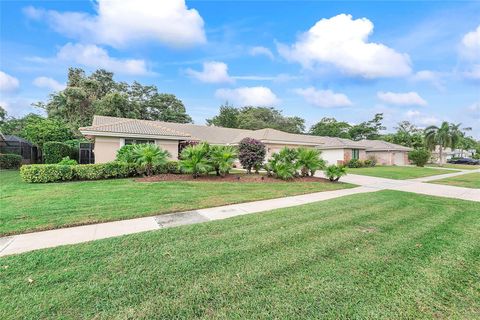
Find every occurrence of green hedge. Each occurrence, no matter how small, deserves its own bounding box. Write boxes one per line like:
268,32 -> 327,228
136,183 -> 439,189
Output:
0,153 -> 23,169
43,142 -> 73,164
20,161 -> 181,183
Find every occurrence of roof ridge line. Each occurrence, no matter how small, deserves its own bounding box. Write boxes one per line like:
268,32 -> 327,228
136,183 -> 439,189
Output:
140,120 -> 192,138
81,118 -> 133,130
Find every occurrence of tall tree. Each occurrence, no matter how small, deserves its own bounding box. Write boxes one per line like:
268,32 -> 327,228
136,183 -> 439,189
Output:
381,121 -> 424,148
206,104 -> 239,128
207,105 -> 305,133
348,113 -> 386,141
21,116 -> 73,148
425,122 -> 463,164
309,117 -> 351,138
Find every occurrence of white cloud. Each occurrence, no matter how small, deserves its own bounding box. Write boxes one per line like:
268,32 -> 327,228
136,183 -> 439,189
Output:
460,25 -> 480,60
0,71 -> 20,93
186,61 -> 233,83
33,77 -> 65,91
24,0 -> 206,48
57,43 -> 148,75
410,70 -> 445,90
215,86 -> 280,106
468,101 -> 480,119
377,91 -> 427,106
463,64 -> 480,80
405,110 -> 420,117
294,87 -> 352,108
405,109 -> 438,127
249,46 -> 274,60
277,14 -> 412,78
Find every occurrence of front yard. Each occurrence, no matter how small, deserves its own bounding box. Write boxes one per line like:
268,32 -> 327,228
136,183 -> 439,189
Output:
430,172 -> 480,189
1,190 -> 479,319
0,170 -> 353,236
427,163 -> 480,170
347,165 -> 454,179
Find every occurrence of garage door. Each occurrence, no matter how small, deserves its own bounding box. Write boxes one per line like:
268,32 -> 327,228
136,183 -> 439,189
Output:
394,152 -> 405,166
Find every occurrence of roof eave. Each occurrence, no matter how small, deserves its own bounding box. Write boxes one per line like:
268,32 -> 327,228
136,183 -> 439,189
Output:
79,129 -> 194,141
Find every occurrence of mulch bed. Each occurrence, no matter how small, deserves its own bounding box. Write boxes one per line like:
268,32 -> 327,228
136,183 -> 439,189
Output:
136,173 -> 332,183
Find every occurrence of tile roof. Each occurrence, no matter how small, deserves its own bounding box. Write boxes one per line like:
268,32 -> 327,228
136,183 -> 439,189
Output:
81,115 -> 411,151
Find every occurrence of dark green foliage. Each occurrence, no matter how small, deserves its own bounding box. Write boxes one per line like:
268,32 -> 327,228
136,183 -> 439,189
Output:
43,142 -> 73,164
21,117 -> 73,148
209,145 -> 237,176
238,138 -> 266,173
0,153 -> 22,169
408,148 -> 431,167
20,164 -> 75,183
57,156 -> 78,165
131,144 -> 170,176
363,157 -> 377,167
346,159 -> 363,168
309,117 -> 351,138
207,106 -> 305,133
179,143 -> 212,178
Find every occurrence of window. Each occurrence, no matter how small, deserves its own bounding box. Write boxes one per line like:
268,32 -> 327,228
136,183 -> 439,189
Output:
352,149 -> 360,160
124,139 -> 155,145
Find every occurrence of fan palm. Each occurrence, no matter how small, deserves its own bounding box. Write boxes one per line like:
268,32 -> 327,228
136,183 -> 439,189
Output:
425,122 -> 463,165
324,165 -> 347,182
209,145 -> 237,176
179,143 -> 212,178
297,148 -> 326,177
132,144 -> 170,176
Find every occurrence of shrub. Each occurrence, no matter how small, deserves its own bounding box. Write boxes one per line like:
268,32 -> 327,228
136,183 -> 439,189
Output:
20,164 -> 74,183
363,158 -> 376,167
63,139 -> 88,161
58,156 -> 78,165
297,148 -> 325,177
408,148 -> 431,167
43,142 -> 73,164
209,145 -> 237,176
131,144 -> 170,176
152,161 -> 181,175
179,143 -> 212,178
238,138 -> 266,174
116,144 -> 136,163
346,159 -> 363,168
0,153 -> 22,169
324,165 -> 347,182
267,147 -> 300,180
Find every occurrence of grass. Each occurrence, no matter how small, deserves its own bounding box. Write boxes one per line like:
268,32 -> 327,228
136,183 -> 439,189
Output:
426,163 -> 480,170
1,190 -> 479,319
0,170 -> 353,236
347,165 -> 454,179
430,172 -> 480,189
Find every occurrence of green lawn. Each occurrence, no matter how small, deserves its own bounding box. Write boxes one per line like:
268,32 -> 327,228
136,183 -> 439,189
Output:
430,172 -> 480,189
1,190 -> 479,319
0,170 -> 353,236
348,165 -> 454,179
427,163 -> 480,170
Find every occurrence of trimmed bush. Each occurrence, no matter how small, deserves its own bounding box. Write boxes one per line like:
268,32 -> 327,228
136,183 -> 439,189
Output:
58,156 -> 78,165
20,164 -> 74,183
238,138 -> 266,174
408,148 -> 431,167
20,161 -> 181,183
43,142 -> 73,164
363,158 -> 376,167
0,153 -> 23,169
346,159 -> 363,168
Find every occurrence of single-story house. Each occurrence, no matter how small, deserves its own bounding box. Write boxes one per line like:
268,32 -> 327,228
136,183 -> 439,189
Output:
80,115 -> 412,166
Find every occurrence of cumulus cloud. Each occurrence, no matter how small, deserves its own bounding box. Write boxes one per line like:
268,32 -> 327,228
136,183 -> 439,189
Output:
249,46 -> 274,60
405,110 -> 420,117
24,0 -> 206,48
186,61 -> 233,83
294,87 -> 352,108
33,77 -> 65,91
460,25 -> 480,60
0,71 -> 20,93
57,43 -> 148,75
468,101 -> 480,119
377,91 -> 427,106
277,14 -> 412,78
215,86 -> 280,106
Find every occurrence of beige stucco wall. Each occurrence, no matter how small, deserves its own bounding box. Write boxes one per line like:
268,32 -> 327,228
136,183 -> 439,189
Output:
366,151 -> 408,166
94,137 -> 121,163
156,139 -> 179,160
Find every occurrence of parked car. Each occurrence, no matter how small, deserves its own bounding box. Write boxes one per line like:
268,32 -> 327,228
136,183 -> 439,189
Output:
447,157 -> 480,165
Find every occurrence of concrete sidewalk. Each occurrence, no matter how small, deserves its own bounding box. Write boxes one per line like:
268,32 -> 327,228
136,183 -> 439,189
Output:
0,186 -> 377,257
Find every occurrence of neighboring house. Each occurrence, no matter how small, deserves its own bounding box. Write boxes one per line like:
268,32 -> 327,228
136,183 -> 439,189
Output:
0,135 -> 39,163
80,115 -> 411,166
430,146 -> 476,163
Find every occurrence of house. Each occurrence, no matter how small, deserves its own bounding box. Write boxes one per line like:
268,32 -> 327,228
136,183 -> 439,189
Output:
80,115 -> 412,166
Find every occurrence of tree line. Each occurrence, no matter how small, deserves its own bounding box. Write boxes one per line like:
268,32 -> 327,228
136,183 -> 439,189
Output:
0,67 -> 478,157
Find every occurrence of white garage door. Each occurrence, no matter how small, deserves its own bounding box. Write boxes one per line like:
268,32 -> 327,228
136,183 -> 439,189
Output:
394,152 -> 405,166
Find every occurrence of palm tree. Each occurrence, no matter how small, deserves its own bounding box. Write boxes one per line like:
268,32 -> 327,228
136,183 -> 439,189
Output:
324,165 -> 347,182
179,143 -> 212,178
297,148 -> 326,177
209,145 -> 237,176
132,144 -> 170,176
424,122 -> 463,165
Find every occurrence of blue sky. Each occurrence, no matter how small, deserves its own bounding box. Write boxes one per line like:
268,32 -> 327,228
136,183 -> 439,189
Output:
1,0 -> 479,137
